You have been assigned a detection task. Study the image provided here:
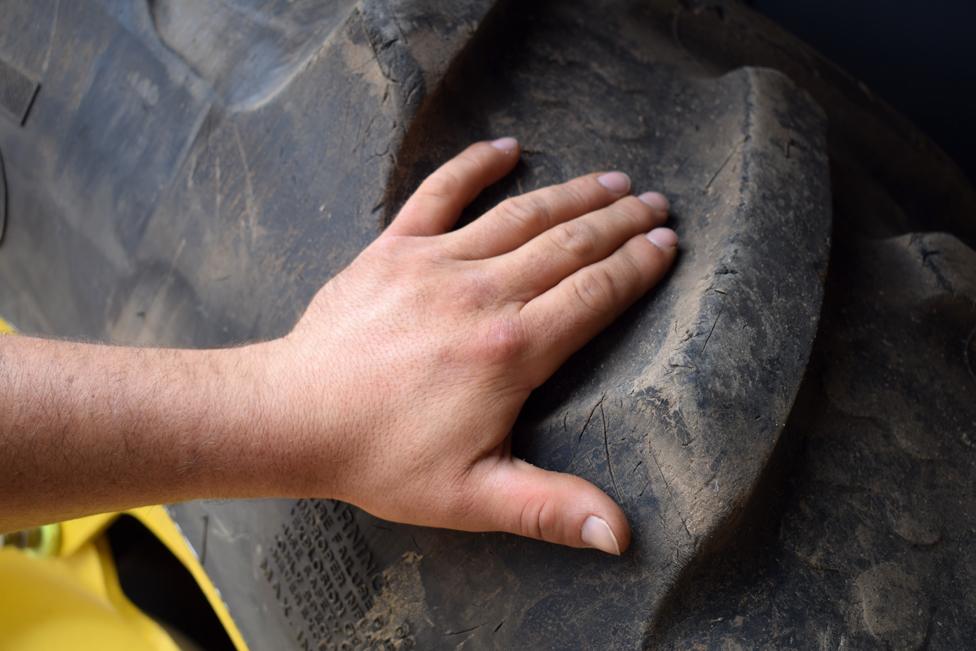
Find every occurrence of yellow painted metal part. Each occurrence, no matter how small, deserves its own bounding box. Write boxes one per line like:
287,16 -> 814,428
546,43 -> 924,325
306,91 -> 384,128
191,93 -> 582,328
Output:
126,506 -> 250,651
0,507 -> 250,651
0,530 -> 181,651
0,317 -> 248,651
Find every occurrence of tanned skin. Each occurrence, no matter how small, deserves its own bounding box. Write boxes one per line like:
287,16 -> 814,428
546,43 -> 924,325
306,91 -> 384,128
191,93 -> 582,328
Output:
0,139 -> 678,555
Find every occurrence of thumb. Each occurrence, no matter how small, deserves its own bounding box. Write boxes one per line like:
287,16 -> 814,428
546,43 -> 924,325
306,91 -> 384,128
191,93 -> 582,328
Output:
467,458 -> 631,555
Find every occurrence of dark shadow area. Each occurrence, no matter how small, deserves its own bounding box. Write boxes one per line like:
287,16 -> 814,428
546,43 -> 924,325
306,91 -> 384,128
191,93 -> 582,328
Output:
107,515 -> 235,651
748,0 -> 976,182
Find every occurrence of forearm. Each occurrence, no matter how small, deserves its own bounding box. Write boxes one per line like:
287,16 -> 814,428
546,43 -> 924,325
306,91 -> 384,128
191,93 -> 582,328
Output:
0,335 -> 289,532
0,139 -> 676,555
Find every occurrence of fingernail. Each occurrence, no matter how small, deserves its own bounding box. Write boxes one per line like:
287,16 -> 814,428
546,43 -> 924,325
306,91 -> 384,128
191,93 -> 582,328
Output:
490,137 -> 519,152
597,171 -> 631,194
647,227 -> 678,250
638,191 -> 669,213
581,515 -> 621,555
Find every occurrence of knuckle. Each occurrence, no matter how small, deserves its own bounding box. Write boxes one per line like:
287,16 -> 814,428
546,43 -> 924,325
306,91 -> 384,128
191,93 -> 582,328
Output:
573,267 -> 618,313
609,196 -> 652,224
473,315 -> 528,364
550,220 -> 597,258
498,195 -> 547,231
518,496 -> 558,541
623,243 -> 654,280
459,150 -> 488,175
555,180 -> 589,210
421,169 -> 461,200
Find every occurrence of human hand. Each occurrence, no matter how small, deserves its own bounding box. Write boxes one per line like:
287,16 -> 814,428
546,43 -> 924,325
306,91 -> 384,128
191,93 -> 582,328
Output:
270,138 -> 677,555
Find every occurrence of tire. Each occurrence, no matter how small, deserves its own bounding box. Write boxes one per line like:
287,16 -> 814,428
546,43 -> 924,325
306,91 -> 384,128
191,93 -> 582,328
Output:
0,1 -> 972,648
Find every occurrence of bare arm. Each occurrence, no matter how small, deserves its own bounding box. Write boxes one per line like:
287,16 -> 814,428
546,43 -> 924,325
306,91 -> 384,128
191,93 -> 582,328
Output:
0,139 -> 678,554
0,337 -> 285,529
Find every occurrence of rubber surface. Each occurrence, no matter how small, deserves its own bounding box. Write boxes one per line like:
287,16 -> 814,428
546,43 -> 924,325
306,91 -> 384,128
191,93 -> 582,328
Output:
0,1 -> 973,649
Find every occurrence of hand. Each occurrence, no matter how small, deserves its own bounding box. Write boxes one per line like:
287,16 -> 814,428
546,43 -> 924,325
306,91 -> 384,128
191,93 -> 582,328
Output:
272,138 -> 677,555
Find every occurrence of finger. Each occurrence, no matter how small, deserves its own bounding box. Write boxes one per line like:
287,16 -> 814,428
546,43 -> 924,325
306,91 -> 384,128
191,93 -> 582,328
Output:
493,192 -> 668,300
521,228 -> 678,384
444,171 -> 634,259
465,458 -> 631,554
387,138 -> 521,237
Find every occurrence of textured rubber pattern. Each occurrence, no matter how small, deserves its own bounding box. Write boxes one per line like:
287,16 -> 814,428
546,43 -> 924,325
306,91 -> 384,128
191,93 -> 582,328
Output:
0,0 -> 973,649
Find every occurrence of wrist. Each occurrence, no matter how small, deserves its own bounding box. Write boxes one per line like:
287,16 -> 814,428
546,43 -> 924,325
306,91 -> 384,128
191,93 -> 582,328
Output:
185,342 -> 284,499
212,336 -> 342,500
